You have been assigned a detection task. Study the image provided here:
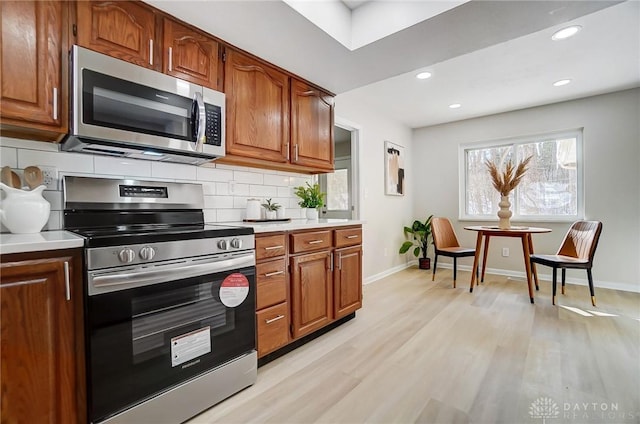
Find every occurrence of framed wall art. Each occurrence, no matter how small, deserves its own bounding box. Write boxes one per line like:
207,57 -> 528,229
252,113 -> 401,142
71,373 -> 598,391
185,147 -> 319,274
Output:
384,141 -> 405,196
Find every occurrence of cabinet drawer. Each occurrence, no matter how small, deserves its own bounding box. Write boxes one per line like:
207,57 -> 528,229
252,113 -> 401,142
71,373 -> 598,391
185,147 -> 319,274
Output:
256,259 -> 287,310
256,302 -> 289,357
256,234 -> 287,260
334,227 -> 362,248
290,230 -> 332,254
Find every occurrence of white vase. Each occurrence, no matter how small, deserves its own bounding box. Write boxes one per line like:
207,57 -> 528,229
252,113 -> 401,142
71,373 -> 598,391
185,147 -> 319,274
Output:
0,183 -> 51,234
306,208 -> 319,220
497,195 -> 512,229
265,210 -> 276,220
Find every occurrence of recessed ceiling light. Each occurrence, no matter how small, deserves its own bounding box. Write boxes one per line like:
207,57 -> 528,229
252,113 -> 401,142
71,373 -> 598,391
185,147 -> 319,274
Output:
551,25 -> 582,41
553,79 -> 571,87
449,103 -> 461,109
416,71 -> 432,80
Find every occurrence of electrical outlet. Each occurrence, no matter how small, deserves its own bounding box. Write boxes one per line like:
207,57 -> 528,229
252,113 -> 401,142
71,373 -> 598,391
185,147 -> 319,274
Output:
502,247 -> 509,257
39,166 -> 58,190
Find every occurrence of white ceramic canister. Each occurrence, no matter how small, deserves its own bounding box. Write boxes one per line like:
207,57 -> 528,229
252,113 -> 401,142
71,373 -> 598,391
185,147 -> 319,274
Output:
0,183 -> 51,234
245,198 -> 262,220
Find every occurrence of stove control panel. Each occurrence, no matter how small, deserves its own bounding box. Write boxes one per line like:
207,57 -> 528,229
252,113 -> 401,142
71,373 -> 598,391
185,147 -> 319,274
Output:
86,235 -> 256,270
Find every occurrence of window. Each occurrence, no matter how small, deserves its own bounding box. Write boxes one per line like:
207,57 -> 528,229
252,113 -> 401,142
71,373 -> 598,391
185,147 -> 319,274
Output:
459,130 -> 583,222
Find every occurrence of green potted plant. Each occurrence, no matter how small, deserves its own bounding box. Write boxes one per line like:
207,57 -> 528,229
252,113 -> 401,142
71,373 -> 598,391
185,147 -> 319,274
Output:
293,182 -> 326,220
261,198 -> 281,219
399,214 -> 433,269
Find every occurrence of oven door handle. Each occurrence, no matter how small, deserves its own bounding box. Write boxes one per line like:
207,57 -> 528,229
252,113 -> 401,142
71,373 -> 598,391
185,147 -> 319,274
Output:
88,254 -> 255,296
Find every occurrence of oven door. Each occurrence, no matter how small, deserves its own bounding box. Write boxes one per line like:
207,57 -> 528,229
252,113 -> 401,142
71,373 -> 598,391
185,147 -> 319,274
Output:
86,254 -> 255,423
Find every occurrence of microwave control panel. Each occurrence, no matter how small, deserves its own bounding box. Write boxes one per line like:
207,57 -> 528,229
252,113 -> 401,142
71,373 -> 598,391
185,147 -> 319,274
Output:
204,104 -> 222,146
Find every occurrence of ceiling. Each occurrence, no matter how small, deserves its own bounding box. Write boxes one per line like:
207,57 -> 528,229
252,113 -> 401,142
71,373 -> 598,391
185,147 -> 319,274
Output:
145,0 -> 639,128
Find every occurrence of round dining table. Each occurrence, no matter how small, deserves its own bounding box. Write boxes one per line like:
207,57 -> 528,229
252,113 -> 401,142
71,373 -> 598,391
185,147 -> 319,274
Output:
464,225 -> 552,304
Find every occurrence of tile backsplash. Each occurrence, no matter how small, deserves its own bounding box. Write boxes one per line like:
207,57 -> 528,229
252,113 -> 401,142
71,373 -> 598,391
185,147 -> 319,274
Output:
0,137 -> 314,231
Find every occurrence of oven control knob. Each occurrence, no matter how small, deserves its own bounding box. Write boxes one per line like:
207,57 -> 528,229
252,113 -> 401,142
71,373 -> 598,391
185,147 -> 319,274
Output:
218,239 -> 229,250
139,246 -> 156,261
230,238 -> 242,249
118,248 -> 136,263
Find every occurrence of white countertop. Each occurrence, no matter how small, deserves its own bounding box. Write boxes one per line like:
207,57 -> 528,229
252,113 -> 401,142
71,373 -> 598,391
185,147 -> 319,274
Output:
0,231 -> 85,255
220,219 -> 364,233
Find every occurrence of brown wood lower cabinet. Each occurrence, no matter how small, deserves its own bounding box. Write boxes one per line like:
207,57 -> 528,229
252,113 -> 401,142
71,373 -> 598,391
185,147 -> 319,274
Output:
0,248 -> 85,424
290,250 -> 333,339
255,225 -> 362,360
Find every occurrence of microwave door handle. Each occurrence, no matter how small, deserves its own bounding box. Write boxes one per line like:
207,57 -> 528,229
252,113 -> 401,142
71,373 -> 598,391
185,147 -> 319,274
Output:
193,91 -> 206,152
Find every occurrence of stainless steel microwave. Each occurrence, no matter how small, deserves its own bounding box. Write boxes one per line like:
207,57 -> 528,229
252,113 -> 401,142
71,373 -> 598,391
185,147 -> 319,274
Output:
62,45 -> 225,165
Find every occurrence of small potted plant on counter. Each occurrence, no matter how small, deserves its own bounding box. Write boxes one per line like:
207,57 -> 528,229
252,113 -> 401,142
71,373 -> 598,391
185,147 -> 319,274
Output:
399,214 -> 433,269
261,198 -> 281,220
294,182 -> 325,220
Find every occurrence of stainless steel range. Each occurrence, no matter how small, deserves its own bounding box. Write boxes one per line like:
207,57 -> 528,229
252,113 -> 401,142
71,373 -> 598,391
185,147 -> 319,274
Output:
63,176 -> 256,424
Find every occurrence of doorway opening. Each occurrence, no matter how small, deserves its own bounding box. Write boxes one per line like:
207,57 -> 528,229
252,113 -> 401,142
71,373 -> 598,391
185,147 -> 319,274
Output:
319,119 -> 360,219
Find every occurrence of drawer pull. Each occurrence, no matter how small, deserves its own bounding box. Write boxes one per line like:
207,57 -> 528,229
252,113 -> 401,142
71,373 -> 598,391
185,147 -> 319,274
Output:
264,245 -> 284,251
346,235 -> 359,239
149,39 -> 154,65
168,47 -> 173,71
265,315 -> 285,324
264,270 -> 284,277
308,240 -> 323,244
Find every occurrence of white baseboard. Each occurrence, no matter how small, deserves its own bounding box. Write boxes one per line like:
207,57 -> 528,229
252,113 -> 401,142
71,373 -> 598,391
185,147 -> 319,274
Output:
364,262 -> 412,285
365,262 -> 639,293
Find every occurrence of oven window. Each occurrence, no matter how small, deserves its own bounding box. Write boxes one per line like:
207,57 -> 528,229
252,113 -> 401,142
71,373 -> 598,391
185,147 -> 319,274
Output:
87,266 -> 255,422
131,281 -> 233,364
82,69 -> 192,140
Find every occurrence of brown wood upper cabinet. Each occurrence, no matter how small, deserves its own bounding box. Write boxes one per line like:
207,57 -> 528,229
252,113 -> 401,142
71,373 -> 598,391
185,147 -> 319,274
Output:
0,0 -> 67,139
76,1 -> 156,69
291,79 -> 335,171
224,48 -> 290,163
163,18 -> 221,90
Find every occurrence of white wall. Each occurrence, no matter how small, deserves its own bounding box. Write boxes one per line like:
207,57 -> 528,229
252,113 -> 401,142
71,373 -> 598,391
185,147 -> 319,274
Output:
0,137 -> 315,231
335,91 -> 414,283
412,88 -> 640,293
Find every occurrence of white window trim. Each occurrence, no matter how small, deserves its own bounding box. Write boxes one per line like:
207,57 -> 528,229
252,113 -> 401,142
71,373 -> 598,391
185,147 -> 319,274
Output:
458,129 -> 584,223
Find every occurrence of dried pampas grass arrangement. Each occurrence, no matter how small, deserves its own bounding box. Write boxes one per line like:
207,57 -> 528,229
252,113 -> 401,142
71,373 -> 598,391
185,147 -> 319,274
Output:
485,155 -> 533,196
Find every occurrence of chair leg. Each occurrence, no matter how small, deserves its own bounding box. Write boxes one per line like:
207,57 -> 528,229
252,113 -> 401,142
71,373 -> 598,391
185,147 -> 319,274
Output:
587,268 -> 596,307
432,254 -> 438,281
453,258 -> 457,288
561,268 -> 566,295
552,267 -> 557,305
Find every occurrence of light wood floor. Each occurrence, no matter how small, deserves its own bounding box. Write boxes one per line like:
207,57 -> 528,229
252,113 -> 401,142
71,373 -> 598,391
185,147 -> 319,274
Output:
189,268 -> 640,424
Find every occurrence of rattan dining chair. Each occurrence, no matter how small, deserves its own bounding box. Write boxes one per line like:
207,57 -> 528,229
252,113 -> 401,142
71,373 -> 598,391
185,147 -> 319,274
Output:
530,221 -> 603,306
431,217 -> 477,288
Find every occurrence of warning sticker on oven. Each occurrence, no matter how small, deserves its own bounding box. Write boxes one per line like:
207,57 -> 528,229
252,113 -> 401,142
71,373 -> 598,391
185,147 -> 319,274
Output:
171,327 -> 211,368
219,273 -> 250,307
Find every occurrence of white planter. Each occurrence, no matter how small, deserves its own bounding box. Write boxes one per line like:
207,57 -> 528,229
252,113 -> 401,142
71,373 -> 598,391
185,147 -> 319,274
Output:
265,210 -> 277,220
276,207 -> 286,219
306,208 -> 319,220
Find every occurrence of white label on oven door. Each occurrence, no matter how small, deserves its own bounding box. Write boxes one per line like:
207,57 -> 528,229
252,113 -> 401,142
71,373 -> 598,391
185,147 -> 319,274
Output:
171,327 -> 211,368
219,273 -> 250,307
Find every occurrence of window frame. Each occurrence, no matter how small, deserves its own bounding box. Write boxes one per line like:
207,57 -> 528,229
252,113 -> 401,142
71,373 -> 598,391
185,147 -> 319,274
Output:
458,129 -> 584,223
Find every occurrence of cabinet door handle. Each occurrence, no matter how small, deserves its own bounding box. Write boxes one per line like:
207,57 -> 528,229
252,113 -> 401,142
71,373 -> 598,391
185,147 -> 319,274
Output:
329,253 -> 333,271
264,245 -> 284,251
285,142 -> 290,160
264,270 -> 284,277
346,235 -> 359,239
308,240 -> 323,244
294,144 -> 299,162
149,39 -> 154,66
52,87 -> 58,120
265,315 -> 285,324
168,47 -> 173,71
338,252 -> 342,270
64,261 -> 71,301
